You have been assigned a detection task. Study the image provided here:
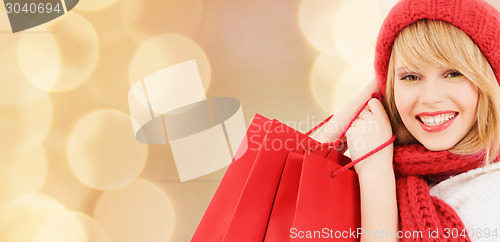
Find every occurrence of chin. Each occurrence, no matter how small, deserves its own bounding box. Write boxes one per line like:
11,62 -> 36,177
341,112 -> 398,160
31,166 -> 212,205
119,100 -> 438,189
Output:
420,141 -> 455,151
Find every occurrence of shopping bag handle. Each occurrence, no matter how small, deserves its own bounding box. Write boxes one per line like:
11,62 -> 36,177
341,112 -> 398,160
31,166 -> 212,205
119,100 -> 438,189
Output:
329,135 -> 395,177
304,92 -> 396,177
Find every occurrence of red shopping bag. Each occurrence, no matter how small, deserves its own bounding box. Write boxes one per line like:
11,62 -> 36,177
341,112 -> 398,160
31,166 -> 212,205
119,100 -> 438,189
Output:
264,149 -> 358,241
291,150 -> 361,241
193,113 -> 331,242
192,92 -> 395,242
263,151 -> 305,241
191,113 -> 273,242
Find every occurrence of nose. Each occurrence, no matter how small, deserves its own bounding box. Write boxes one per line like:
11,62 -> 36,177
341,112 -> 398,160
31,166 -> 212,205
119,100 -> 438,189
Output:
419,78 -> 445,105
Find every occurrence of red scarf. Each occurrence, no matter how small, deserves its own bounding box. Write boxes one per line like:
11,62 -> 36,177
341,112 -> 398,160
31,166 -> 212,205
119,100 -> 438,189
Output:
393,144 -> 484,241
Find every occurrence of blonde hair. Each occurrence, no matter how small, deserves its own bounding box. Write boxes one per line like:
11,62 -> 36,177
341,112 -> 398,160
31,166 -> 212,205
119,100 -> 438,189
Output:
384,19 -> 500,165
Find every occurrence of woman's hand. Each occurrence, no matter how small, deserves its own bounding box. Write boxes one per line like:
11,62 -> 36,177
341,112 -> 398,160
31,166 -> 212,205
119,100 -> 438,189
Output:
346,98 -> 398,242
310,79 -> 379,145
345,98 -> 393,175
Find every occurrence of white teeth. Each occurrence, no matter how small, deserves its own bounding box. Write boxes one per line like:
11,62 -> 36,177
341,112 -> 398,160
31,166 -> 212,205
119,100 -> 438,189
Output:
418,113 -> 457,126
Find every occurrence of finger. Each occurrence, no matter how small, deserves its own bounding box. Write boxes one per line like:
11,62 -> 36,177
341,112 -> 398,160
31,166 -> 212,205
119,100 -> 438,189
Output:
357,110 -> 365,120
357,110 -> 366,120
346,119 -> 359,132
345,126 -> 353,138
367,98 -> 386,117
358,107 -> 373,120
347,119 -> 357,131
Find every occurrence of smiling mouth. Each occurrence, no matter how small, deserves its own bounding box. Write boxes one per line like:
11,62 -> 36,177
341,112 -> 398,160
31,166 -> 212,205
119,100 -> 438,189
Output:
416,112 -> 458,132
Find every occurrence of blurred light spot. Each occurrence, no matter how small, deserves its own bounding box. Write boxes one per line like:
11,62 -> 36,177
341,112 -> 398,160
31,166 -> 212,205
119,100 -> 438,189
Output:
0,146 -> 47,206
0,94 -> 52,154
332,0 -> 382,61
0,23 -> 46,104
141,59 -> 206,116
299,0 -> 344,53
48,12 -> 99,92
128,60 -> 207,143
332,65 -> 372,112
153,182 -> 220,241
67,109 -> 148,190
34,211 -> 110,242
19,12 -> 99,92
121,0 -> 203,43
343,47 -> 376,74
94,180 -> 175,242
74,0 -> 118,12
0,194 -> 67,242
18,27 -> 61,92
129,34 -> 211,92
309,53 -> 348,113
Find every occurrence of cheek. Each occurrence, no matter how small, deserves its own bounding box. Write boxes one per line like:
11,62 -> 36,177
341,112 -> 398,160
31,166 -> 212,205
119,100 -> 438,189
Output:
394,83 -> 416,118
452,81 -> 479,115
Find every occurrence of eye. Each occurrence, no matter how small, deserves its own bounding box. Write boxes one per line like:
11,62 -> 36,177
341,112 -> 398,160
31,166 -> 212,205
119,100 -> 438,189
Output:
400,74 -> 420,82
445,70 -> 464,78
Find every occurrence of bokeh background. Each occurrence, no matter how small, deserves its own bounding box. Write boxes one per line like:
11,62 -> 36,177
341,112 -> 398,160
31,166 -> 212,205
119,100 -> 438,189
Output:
2,0 -> 500,241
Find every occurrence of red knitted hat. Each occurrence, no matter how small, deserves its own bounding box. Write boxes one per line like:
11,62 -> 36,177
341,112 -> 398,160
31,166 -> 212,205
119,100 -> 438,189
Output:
374,0 -> 500,95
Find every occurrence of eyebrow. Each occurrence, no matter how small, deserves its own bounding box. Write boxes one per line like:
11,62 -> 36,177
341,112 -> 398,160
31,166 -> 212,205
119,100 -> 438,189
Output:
396,66 -> 420,73
395,67 -> 409,75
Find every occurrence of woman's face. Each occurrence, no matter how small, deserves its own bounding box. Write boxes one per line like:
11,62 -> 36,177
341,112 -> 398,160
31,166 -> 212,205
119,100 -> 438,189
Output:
393,55 -> 479,151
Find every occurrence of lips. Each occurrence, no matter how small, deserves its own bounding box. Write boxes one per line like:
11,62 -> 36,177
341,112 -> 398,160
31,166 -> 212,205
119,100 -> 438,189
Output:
416,111 -> 458,132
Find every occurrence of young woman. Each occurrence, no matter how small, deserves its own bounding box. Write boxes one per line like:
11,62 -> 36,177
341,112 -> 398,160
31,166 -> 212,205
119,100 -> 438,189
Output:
312,0 -> 500,241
